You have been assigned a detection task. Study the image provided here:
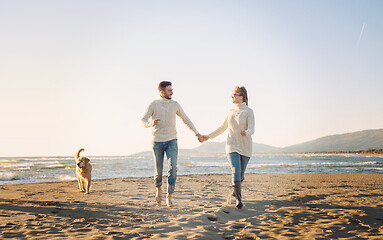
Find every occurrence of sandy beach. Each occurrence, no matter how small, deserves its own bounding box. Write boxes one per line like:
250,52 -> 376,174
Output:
1,174 -> 383,239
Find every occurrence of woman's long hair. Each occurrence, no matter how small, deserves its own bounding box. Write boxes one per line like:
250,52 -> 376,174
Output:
234,86 -> 248,106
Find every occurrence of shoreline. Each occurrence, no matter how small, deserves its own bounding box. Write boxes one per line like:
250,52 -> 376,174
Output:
2,172 -> 383,186
1,173 -> 383,239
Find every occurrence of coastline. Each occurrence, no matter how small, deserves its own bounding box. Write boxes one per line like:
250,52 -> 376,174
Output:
1,173 -> 383,239
2,153 -> 383,186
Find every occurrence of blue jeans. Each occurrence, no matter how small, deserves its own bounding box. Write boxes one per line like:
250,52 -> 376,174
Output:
152,139 -> 178,194
227,152 -> 251,184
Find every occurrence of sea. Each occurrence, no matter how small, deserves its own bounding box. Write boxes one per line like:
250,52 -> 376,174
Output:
1,154 -> 382,185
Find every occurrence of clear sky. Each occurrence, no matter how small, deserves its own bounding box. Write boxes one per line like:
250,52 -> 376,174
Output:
1,0 -> 382,156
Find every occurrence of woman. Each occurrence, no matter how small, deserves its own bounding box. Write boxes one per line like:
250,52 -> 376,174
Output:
202,86 -> 255,209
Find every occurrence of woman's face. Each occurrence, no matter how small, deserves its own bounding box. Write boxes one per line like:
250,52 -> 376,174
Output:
231,91 -> 244,103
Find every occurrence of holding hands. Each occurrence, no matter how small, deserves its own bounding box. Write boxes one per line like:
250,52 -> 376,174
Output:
200,135 -> 209,143
197,131 -> 246,143
196,134 -> 209,143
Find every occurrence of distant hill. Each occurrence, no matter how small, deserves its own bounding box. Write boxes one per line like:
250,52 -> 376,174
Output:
192,129 -> 383,153
281,129 -> 383,152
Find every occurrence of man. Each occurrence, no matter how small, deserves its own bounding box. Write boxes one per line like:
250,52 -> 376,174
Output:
141,81 -> 203,207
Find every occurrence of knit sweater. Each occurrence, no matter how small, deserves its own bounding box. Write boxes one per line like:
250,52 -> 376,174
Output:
141,97 -> 199,142
208,102 -> 255,157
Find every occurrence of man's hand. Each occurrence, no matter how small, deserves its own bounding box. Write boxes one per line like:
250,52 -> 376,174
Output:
197,134 -> 209,143
196,134 -> 203,143
153,119 -> 160,126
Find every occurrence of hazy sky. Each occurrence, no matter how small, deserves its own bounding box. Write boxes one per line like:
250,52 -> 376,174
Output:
1,0 -> 383,156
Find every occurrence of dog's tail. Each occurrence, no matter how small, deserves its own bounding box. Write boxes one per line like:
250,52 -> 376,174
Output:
75,148 -> 85,161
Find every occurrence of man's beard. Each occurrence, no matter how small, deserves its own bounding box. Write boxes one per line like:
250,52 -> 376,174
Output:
165,94 -> 172,100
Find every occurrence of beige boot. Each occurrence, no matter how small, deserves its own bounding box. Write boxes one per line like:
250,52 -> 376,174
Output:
234,181 -> 243,209
226,185 -> 236,204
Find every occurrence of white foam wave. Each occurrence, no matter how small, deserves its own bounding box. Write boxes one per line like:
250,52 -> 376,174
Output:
0,160 -> 64,169
192,162 -> 229,167
47,157 -> 73,161
247,163 -> 299,168
308,161 -> 377,166
0,162 -> 34,168
59,175 -> 76,181
92,156 -> 141,160
0,172 -> 19,181
296,153 -> 366,158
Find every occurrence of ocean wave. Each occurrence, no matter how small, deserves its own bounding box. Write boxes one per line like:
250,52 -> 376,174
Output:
1,154 -> 382,185
0,160 -> 65,169
295,153 -> 367,158
0,162 -> 34,169
0,172 -> 20,181
190,162 -> 229,167
0,159 -> 18,164
23,157 -> 50,161
47,157 -> 74,161
247,163 -> 299,168
59,175 -> 76,181
91,156 -> 145,160
307,161 -> 377,166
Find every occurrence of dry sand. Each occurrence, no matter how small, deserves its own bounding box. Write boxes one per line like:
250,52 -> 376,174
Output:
1,174 -> 383,239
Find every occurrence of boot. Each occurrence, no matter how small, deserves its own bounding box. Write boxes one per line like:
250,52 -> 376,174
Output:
226,185 -> 236,204
234,181 -> 243,209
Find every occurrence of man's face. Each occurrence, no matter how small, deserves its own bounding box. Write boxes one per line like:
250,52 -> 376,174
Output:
161,85 -> 173,99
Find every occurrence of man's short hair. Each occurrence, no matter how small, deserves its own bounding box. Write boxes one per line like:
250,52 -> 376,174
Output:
158,81 -> 172,92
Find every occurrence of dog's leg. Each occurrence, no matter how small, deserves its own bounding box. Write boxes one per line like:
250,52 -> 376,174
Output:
79,177 -> 85,192
85,178 -> 91,194
81,179 -> 86,192
77,174 -> 84,192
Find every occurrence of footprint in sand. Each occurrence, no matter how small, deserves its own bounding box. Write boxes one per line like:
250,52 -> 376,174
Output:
199,203 -> 211,207
232,224 -> 245,229
204,225 -> 220,231
207,216 -> 218,221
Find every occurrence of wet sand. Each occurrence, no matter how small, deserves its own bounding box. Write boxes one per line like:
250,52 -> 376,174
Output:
1,174 -> 383,239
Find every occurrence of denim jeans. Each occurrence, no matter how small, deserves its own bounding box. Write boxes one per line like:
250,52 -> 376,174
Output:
227,152 -> 251,184
152,139 -> 178,194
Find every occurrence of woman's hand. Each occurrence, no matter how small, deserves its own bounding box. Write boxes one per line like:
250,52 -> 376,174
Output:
197,135 -> 209,143
240,131 -> 247,136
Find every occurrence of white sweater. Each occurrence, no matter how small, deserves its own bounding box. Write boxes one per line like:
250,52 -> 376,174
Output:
141,98 -> 199,142
208,102 -> 255,157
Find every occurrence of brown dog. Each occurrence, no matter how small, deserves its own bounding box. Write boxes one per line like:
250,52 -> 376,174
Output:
75,148 -> 92,194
